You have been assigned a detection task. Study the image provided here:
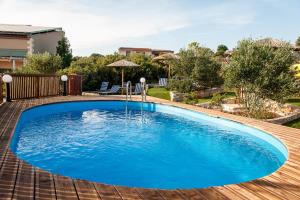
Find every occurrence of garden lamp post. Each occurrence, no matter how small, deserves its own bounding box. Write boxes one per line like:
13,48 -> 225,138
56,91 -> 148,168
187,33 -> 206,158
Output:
2,74 -> 13,102
61,75 -> 68,96
140,77 -> 146,101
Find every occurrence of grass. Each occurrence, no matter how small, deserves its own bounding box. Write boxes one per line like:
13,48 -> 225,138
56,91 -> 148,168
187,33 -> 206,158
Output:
197,96 -> 212,103
284,97 -> 300,129
286,97 -> 300,107
147,88 -> 170,100
285,118 -> 300,129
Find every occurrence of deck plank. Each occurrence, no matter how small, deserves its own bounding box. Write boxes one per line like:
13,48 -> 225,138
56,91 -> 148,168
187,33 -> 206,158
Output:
93,183 -> 122,200
196,187 -> 231,200
12,161 -> 35,200
35,169 -> 56,200
53,175 -> 79,200
115,186 -> 142,200
135,188 -> 165,200
178,189 -> 208,200
0,151 -> 19,199
74,180 -> 100,199
158,190 -> 185,200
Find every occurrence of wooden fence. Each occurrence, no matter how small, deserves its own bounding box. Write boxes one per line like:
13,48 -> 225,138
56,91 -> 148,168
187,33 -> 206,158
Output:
0,75 -> 3,104
9,74 -> 60,100
68,74 -> 82,95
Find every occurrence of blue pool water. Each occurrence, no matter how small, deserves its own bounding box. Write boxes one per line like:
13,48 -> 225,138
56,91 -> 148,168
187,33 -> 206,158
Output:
11,101 -> 287,189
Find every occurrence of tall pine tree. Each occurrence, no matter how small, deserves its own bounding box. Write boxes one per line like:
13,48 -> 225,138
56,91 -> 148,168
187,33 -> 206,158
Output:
56,36 -> 73,69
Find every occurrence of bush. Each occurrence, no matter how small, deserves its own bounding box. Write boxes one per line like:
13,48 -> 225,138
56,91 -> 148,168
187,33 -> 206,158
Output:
18,53 -> 62,74
61,54 -> 166,91
183,92 -> 199,104
210,93 -> 224,106
167,79 -> 194,93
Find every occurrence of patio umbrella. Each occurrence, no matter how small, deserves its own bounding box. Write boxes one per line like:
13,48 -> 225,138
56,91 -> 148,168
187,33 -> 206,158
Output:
107,59 -> 140,86
153,53 -> 179,79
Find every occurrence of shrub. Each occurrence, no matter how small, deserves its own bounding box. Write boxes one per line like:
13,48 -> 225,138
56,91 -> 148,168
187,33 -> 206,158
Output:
183,92 -> 199,104
210,93 -> 224,106
167,79 -> 194,93
18,53 -> 62,74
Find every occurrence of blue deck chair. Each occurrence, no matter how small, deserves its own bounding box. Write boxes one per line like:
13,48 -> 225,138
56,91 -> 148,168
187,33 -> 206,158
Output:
158,78 -> 168,87
99,85 -> 120,95
100,82 -> 109,92
133,83 -> 142,95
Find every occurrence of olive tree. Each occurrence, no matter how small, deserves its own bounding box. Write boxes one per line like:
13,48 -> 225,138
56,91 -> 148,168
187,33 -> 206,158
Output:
224,39 -> 298,118
170,42 -> 222,92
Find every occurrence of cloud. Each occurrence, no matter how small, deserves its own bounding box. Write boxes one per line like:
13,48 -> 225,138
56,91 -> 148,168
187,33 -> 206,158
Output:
0,0 -> 189,55
0,0 -> 256,55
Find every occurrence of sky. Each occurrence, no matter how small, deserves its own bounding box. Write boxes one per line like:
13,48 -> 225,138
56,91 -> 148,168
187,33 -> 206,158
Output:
0,0 -> 299,56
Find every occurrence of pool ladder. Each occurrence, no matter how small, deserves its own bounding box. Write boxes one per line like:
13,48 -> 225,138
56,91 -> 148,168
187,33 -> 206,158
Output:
126,81 -> 147,102
126,81 -> 132,101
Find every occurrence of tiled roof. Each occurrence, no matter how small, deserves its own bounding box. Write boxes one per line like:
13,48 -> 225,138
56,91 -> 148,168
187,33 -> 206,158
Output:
119,47 -> 152,52
0,24 -> 62,35
119,47 -> 174,53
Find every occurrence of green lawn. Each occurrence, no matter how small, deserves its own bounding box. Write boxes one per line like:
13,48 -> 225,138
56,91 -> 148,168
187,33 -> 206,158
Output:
285,118 -> 300,129
197,96 -> 212,103
147,88 -> 170,100
286,97 -> 300,107
285,97 -> 300,129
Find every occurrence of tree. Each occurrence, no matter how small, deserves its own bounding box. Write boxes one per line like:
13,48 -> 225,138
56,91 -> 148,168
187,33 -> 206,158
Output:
18,53 -> 62,74
216,44 -> 228,56
296,36 -> 300,46
169,42 -> 222,92
60,53 -> 165,91
224,39 -> 298,118
56,36 -> 73,69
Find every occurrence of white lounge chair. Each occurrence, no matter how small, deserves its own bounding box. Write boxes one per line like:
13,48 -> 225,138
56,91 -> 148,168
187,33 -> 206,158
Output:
158,78 -> 168,87
100,82 -> 109,92
99,85 -> 120,95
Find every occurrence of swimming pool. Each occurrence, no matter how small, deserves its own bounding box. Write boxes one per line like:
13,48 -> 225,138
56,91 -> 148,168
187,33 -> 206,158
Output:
11,101 -> 287,189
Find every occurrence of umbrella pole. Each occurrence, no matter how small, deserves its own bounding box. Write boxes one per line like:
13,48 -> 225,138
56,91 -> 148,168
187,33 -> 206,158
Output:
121,68 -> 124,94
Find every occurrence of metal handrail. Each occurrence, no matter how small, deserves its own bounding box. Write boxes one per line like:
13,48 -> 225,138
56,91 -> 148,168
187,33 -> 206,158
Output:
126,81 -> 132,101
141,83 -> 147,102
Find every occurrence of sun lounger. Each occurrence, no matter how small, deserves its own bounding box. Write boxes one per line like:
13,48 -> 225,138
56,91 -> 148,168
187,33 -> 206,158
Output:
133,83 -> 142,95
100,82 -> 109,92
99,85 -> 120,95
158,78 -> 168,87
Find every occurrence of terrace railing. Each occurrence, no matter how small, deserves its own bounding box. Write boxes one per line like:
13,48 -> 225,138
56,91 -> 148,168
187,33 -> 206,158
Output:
9,74 -> 60,100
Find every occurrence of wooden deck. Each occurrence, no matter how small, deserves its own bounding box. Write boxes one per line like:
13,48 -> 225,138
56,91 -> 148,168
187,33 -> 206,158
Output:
0,96 -> 299,200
